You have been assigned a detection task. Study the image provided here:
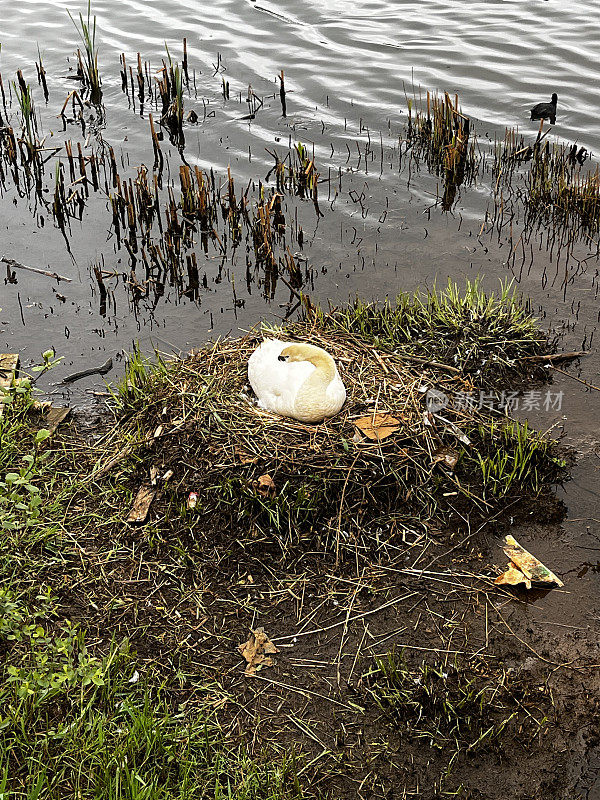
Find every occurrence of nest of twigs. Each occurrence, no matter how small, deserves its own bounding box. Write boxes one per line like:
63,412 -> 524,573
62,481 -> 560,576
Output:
96,318 -> 564,563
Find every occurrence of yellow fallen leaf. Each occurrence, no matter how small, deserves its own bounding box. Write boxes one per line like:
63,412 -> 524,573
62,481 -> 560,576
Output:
238,628 -> 279,676
495,562 -> 532,589
353,413 -> 401,441
502,535 -> 564,587
495,535 -> 564,590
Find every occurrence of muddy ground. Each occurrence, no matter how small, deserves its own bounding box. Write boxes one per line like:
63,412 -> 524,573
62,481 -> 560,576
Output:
37,385 -> 597,800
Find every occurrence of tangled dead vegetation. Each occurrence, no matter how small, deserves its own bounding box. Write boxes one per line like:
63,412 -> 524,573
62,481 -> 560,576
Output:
93,291 -> 566,568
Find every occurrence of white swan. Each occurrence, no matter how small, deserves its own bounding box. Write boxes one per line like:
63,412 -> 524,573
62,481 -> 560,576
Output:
247,339 -> 346,423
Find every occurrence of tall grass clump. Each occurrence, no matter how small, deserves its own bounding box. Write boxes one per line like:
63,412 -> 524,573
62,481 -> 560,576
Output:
405,90 -> 479,209
157,46 -> 185,139
321,279 -> 547,386
68,1 -> 102,104
107,345 -> 169,413
468,419 -> 566,499
527,140 -> 600,237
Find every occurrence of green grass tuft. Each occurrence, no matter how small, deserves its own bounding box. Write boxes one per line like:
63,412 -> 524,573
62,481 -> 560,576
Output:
367,648 -> 549,776
466,419 -> 566,499
68,1 -> 102,104
321,279 -> 547,386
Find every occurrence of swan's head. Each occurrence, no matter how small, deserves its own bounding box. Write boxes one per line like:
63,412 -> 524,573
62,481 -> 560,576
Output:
551,93 -> 558,103
278,344 -> 315,363
277,343 -> 336,380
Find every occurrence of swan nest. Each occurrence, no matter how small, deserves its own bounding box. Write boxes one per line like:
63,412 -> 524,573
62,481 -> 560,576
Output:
103,316 -> 563,550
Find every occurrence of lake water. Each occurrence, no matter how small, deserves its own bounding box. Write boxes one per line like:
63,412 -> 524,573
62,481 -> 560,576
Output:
2,0 -> 600,368
5,0 -> 600,151
1,0 -> 600,679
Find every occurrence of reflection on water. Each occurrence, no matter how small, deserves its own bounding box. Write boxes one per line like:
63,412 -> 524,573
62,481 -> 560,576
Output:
0,0 -> 599,405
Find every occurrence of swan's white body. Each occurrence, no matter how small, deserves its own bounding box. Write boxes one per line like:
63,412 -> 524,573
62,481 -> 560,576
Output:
248,339 -> 346,423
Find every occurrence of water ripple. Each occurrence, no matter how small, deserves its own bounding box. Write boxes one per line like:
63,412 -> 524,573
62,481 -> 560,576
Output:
2,0 -> 599,152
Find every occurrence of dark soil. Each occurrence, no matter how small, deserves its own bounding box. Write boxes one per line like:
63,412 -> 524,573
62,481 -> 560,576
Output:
44,396 -> 598,800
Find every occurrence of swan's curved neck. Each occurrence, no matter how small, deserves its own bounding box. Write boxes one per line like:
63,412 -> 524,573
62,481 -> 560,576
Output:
303,352 -> 336,383
293,350 -> 338,421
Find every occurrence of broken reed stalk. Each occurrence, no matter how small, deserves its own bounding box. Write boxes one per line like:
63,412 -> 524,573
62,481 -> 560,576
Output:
279,69 -> 287,117
120,53 -> 127,92
173,64 -> 184,128
0,74 -> 8,119
182,38 -> 189,83
225,166 -> 241,242
1,257 -> 71,282
108,146 -> 118,188
148,113 -> 163,173
284,246 -> 302,287
136,52 -> 144,101
35,51 -> 49,102
59,89 -> 84,118
52,162 -> 67,229
93,263 -> 107,314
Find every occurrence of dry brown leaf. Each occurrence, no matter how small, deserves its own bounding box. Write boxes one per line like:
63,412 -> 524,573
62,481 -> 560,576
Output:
127,485 -> 156,523
432,446 -> 459,470
238,627 -> 279,676
353,413 -> 401,441
255,473 -> 276,497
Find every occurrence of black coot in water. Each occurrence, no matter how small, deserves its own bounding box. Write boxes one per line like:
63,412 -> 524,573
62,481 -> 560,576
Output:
530,93 -> 558,125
